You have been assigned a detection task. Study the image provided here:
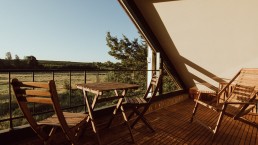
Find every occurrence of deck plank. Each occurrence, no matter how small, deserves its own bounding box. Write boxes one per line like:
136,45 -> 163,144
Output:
14,99 -> 258,145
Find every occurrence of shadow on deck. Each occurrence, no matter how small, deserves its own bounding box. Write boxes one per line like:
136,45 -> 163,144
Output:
15,99 -> 258,145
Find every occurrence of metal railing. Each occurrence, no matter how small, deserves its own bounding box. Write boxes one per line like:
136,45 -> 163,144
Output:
0,68 -> 184,131
0,69 -> 161,131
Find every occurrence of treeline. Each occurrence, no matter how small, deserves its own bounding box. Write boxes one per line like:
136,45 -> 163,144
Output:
0,58 -> 112,70
39,60 -> 101,70
0,52 -> 104,70
0,54 -> 44,69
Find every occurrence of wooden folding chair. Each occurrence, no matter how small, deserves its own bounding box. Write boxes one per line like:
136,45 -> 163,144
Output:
190,68 -> 258,139
11,78 -> 88,145
124,69 -> 162,132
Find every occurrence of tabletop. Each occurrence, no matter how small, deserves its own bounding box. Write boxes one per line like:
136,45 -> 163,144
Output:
76,82 -> 139,92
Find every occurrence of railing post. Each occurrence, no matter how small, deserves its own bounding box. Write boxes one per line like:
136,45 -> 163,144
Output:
69,70 -> 72,107
84,71 -> 87,84
96,71 -> 100,83
32,71 -> 35,114
8,71 -> 13,131
84,71 -> 87,113
32,71 -> 35,81
52,70 -> 55,81
159,63 -> 163,95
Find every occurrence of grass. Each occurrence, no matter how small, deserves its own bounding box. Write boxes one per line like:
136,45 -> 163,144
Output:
0,71 -> 107,99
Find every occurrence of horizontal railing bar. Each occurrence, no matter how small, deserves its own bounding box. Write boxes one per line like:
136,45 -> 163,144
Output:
0,69 -> 155,73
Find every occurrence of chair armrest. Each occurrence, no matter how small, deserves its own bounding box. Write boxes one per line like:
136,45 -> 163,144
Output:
189,86 -> 217,99
225,101 -> 256,105
195,91 -> 218,102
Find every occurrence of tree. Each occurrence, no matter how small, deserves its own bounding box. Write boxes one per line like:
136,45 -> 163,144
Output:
5,52 -> 12,60
15,55 -> 19,60
106,32 -> 148,89
0,59 -> 4,69
106,32 -> 147,70
14,54 -> 22,67
24,55 -> 39,68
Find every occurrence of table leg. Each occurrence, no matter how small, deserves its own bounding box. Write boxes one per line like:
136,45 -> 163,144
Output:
120,102 -> 135,143
107,89 -> 125,127
106,96 -> 121,128
83,89 -> 101,145
107,89 -> 134,143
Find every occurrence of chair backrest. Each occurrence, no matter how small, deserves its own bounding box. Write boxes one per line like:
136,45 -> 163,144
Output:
143,69 -> 163,104
218,68 -> 258,99
11,78 -> 70,141
234,68 -> 258,88
226,84 -> 256,119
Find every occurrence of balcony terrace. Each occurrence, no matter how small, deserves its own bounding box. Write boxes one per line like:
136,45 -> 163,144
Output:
2,0 -> 258,144
0,69 -> 257,144
5,99 -> 258,145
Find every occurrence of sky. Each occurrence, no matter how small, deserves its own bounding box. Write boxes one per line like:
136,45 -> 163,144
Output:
0,0 -> 140,62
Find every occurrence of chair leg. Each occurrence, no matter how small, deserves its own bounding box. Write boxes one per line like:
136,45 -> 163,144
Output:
131,108 -> 155,132
122,110 -> 135,126
132,114 -> 154,132
107,98 -> 123,128
107,115 -> 115,128
89,119 -> 101,145
212,109 -> 225,140
41,126 -> 57,145
129,108 -> 140,129
75,121 -> 88,140
190,101 -> 199,123
121,105 -> 135,143
127,110 -> 135,121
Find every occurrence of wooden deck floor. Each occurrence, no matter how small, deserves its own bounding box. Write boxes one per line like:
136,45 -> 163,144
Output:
16,99 -> 258,145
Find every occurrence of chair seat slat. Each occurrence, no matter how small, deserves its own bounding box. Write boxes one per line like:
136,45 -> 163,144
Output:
39,112 -> 88,127
25,90 -> 52,97
20,81 -> 50,88
26,97 -> 52,104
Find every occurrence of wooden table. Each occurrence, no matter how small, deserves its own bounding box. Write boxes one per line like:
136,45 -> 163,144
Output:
76,82 -> 139,144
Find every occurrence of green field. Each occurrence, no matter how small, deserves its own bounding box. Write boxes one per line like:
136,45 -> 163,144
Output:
0,71 -> 108,98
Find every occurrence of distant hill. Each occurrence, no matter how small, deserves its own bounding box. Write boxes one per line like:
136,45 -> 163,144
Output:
39,60 -> 94,65
0,59 -> 100,70
38,60 -> 99,69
